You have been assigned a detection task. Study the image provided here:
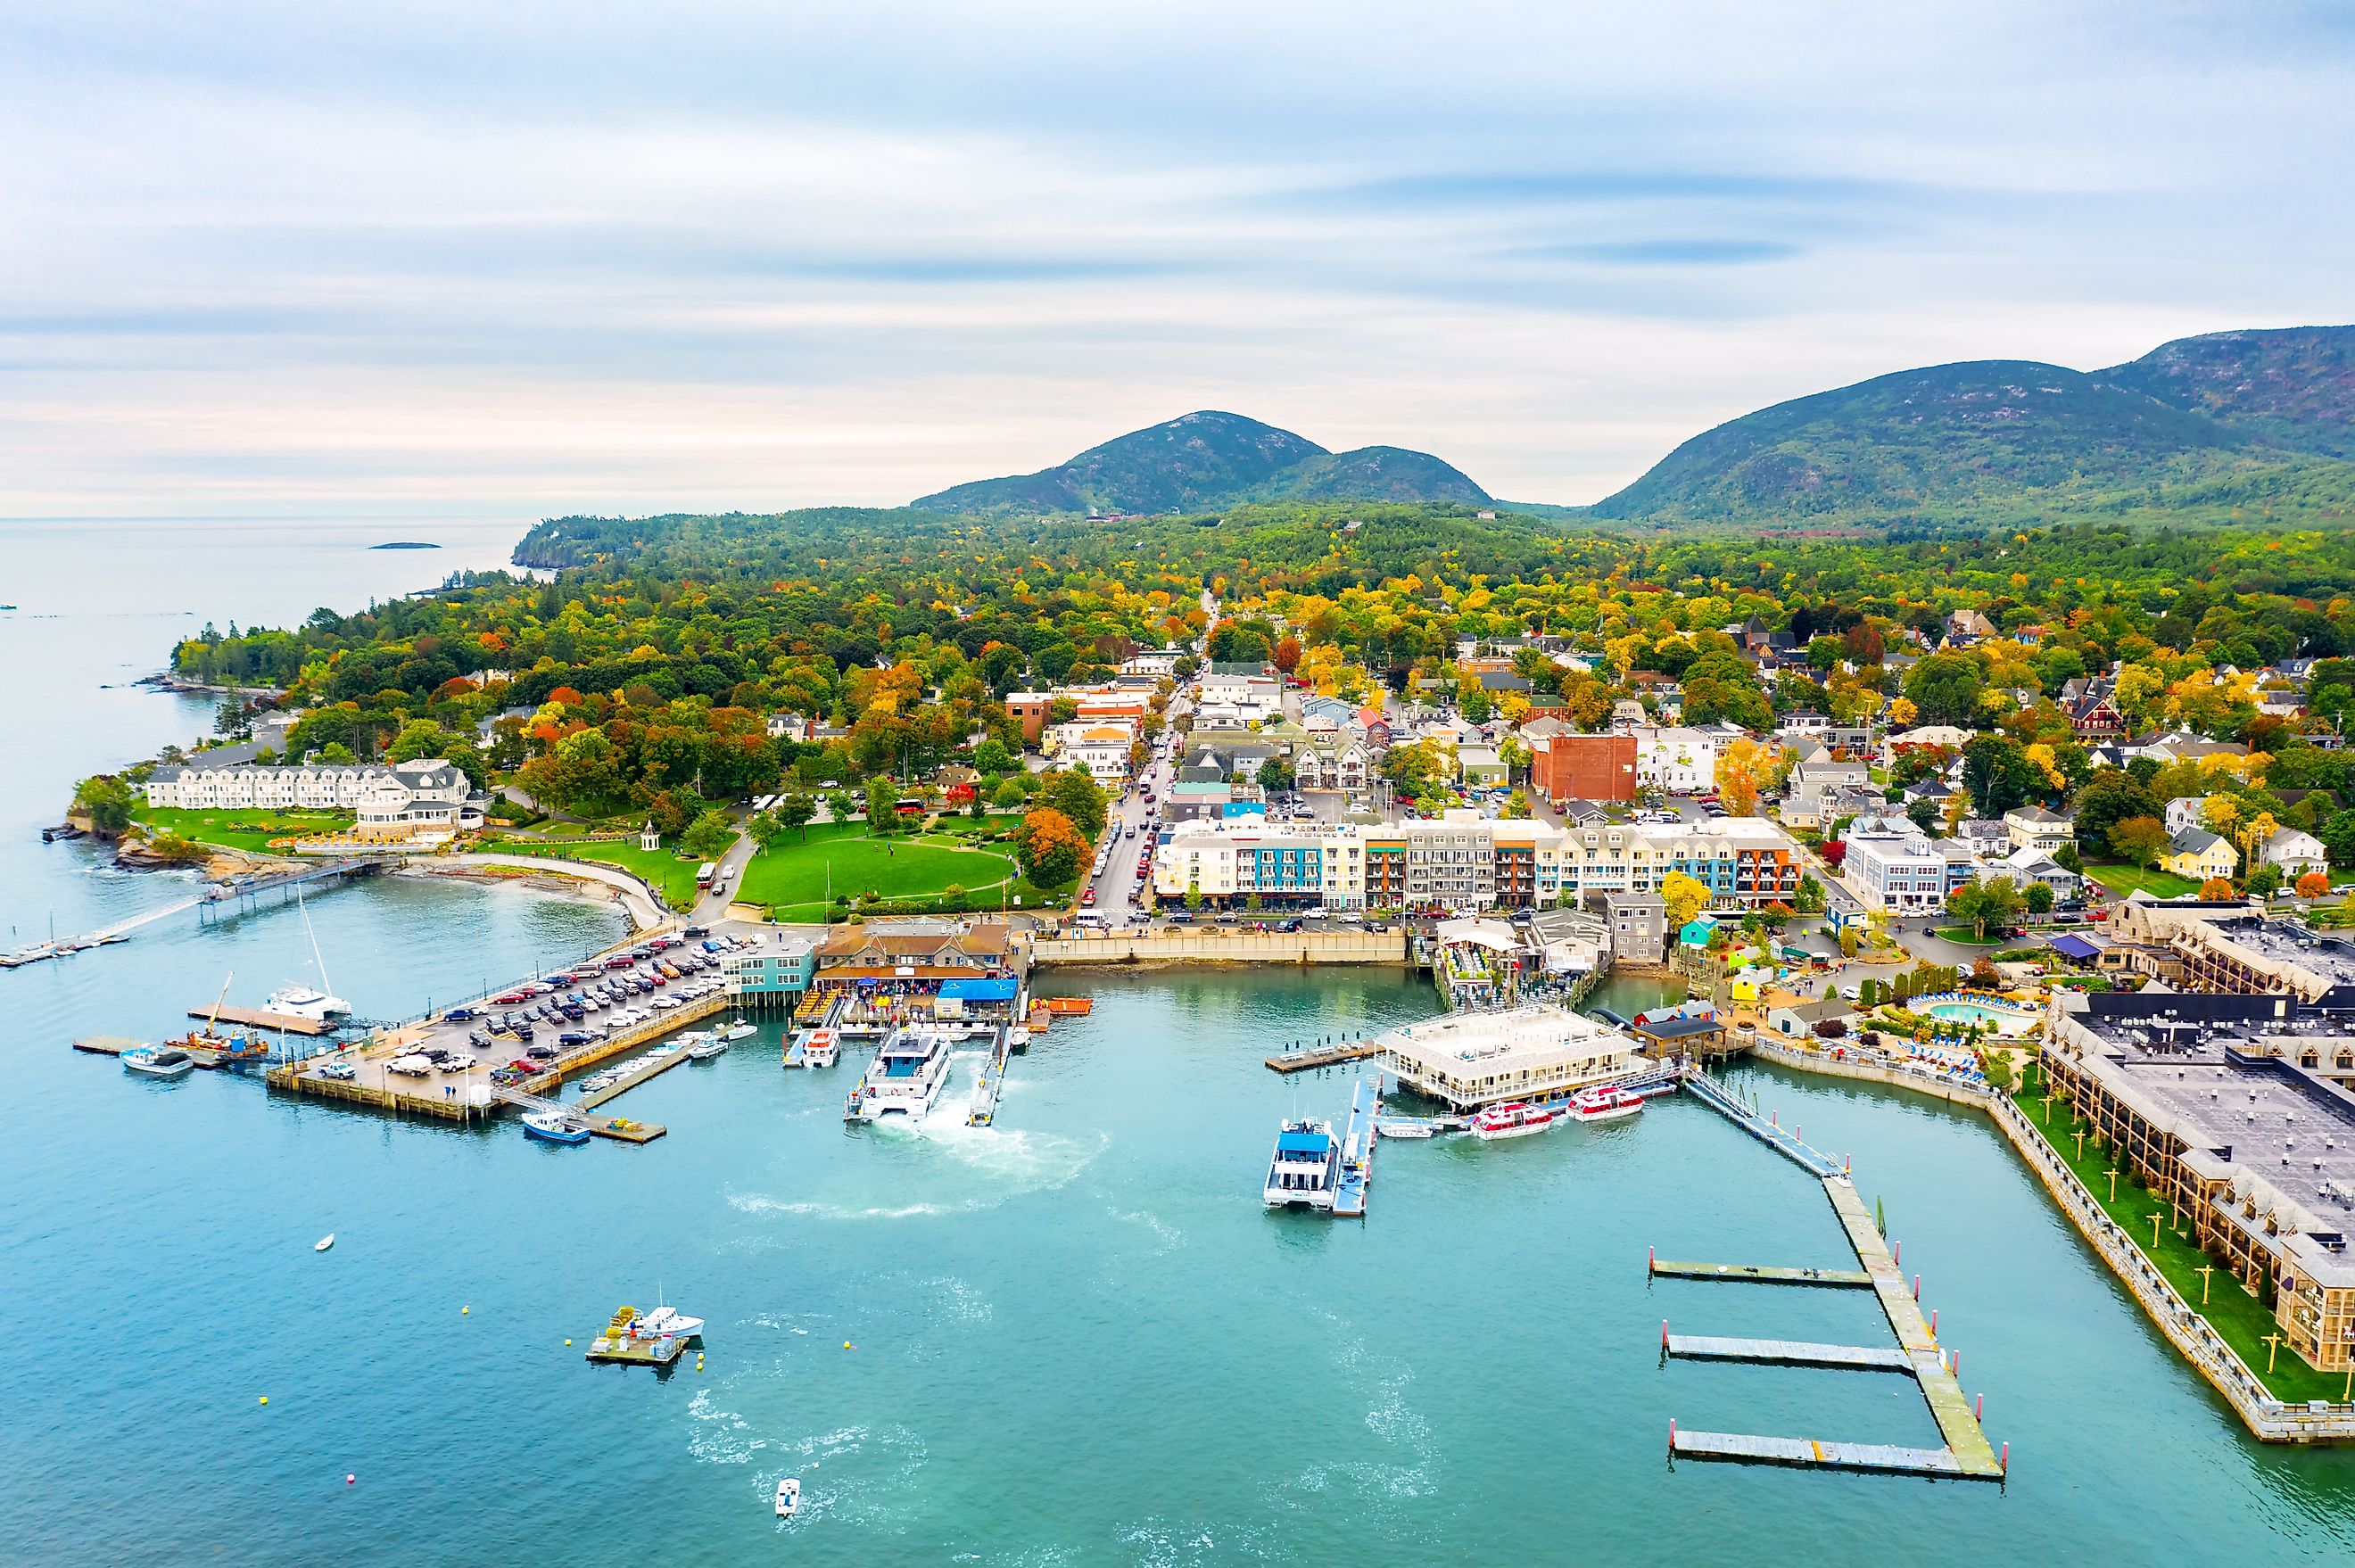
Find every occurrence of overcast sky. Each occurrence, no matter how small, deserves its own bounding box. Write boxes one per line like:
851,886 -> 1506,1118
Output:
3,2 -> 2350,519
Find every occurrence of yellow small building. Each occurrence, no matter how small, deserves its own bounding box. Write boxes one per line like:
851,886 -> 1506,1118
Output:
2160,826 -> 2237,883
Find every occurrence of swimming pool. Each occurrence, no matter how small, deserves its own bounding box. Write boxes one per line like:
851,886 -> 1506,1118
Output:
1922,999 -> 2039,1034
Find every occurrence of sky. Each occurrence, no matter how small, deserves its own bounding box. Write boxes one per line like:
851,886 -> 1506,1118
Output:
2,1 -> 2351,519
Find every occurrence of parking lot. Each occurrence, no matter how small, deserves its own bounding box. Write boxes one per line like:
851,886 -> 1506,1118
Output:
289,923 -> 784,1102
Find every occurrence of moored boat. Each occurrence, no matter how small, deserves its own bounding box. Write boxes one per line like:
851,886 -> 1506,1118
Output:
631,1303 -> 705,1339
847,1028 -> 954,1120
722,1019 -> 757,1042
1570,1085 -> 1645,1124
1263,1118 -> 1339,1209
689,1037 -> 729,1060
122,1047 -> 195,1079
1469,1101 -> 1557,1141
521,1111 -> 592,1144
802,1028 -> 839,1067
774,1476 -> 801,1517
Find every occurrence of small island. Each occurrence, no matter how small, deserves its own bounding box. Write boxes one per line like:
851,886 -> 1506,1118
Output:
369,541 -> 440,550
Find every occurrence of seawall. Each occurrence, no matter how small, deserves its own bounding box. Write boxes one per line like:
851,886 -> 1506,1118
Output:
1030,929 -> 1410,967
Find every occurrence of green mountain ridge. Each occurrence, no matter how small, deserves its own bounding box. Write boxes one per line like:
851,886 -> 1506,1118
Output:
910,409 -> 1492,515
1591,325 -> 2355,529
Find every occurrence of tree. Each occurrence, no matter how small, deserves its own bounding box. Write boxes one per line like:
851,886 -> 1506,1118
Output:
1715,738 -> 1772,817
1962,734 -> 2040,820
71,775 -> 136,837
2070,768 -> 2160,857
1904,653 -> 1983,729
1839,924 -> 1860,960
991,777 -> 1028,809
1661,870 -> 1711,930
1794,873 -> 1827,914
2199,876 -> 2237,900
2111,815 -> 2171,870
864,776 -> 898,835
2023,880 -> 2055,915
682,808 -> 736,860
1257,755 -> 1296,794
746,811 -> 784,853
1946,875 -> 2020,941
1045,769 -> 1107,837
2245,862 -> 2283,899
973,738 -> 1015,774
775,792 -> 818,841
1012,806 -> 1089,888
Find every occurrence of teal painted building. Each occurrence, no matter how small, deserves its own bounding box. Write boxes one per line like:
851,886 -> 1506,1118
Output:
723,937 -> 816,1006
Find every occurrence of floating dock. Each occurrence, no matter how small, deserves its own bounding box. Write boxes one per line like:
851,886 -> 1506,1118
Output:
1671,1429 -> 1979,1479
1331,1077 -> 1377,1217
190,1003 -> 332,1036
1665,1333 -> 1913,1372
572,1041 -> 705,1110
1681,1070 -> 1845,1177
70,1035 -> 150,1057
1264,1038 -> 1381,1074
1648,1258 -> 1872,1288
967,1025 -> 1013,1126
584,1307 -> 695,1366
494,1088 -> 665,1143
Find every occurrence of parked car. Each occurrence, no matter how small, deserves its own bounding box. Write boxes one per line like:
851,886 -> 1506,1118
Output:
442,1006 -> 478,1022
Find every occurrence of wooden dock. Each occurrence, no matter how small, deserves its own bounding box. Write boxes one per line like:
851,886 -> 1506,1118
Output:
192,1003 -> 331,1036
71,1035 -> 149,1057
1671,1429 -> 1976,1478
1648,1259 -> 1872,1288
1331,1077 -> 1377,1217
584,1307 -> 696,1366
492,1088 -> 665,1143
1665,1333 -> 1913,1372
1264,1040 -> 1380,1074
572,1040 -> 706,1110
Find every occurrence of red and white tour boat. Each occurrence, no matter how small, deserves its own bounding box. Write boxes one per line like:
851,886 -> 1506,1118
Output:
1570,1085 -> 1645,1124
1469,1101 -> 1558,1141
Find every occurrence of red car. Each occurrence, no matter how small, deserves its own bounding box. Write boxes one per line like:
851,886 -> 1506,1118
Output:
492,990 -> 531,1004
508,1058 -> 541,1073
1081,888 -> 1097,906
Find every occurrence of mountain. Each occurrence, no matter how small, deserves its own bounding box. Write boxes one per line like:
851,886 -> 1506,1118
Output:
912,410 -> 1491,515
2098,326 -> 2355,459
1591,326 -> 2355,527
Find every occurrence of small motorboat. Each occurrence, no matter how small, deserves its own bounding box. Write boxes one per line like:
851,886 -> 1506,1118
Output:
521,1111 -> 592,1145
314,1234 -> 335,1252
631,1304 -> 705,1339
774,1477 -> 801,1518
690,1038 -> 730,1060
722,1019 -> 757,1042
122,1047 -> 195,1079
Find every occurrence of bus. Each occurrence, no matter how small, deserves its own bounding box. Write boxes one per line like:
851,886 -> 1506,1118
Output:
696,862 -> 718,890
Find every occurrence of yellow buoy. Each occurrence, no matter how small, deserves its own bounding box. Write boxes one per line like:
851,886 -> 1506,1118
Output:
258,1396 -> 268,1405
461,1306 -> 469,1315
565,1339 -> 573,1346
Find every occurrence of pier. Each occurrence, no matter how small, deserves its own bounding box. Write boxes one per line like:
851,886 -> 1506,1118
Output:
584,1306 -> 695,1366
493,1087 -> 665,1143
191,1003 -> 332,1036
967,1025 -> 1013,1126
569,1042 -> 706,1110
1655,1172 -> 2007,1483
198,856 -> 392,919
1680,1069 -> 1846,1178
1331,1076 -> 1377,1217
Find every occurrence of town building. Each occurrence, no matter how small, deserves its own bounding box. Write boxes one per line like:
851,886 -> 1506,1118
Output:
1618,723 -> 1720,794
1784,755 -> 1872,829
2162,827 -> 2239,883
1527,731 -> 1637,805
145,758 -> 479,840
2004,805 -> 2076,856
1841,814 -> 1978,912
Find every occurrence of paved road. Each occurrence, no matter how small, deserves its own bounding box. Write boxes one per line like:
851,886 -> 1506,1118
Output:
691,822 -> 760,923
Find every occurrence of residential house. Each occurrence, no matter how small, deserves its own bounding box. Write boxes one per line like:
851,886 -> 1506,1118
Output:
2004,805 -> 2075,856
2161,827 -> 2239,883
1783,755 -> 1872,829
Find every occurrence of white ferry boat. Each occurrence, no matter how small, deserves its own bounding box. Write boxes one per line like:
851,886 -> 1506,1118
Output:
847,1028 -> 954,1121
1262,1118 -> 1339,1209
1468,1101 -> 1558,1141
1570,1085 -> 1645,1124
801,1027 -> 839,1067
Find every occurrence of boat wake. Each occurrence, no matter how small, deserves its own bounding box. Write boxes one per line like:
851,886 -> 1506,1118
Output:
684,1388 -> 769,1465
1105,1203 -> 1186,1254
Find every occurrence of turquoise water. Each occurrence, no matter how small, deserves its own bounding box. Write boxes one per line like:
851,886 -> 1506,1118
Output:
1922,1001 -> 2037,1032
5,523 -> 2355,1563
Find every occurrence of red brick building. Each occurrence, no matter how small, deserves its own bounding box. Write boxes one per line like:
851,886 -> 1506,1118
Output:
1529,733 -> 1638,805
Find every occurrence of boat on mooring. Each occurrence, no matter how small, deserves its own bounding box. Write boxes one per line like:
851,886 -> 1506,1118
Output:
521,1111 -> 592,1144
847,1028 -> 954,1121
1469,1101 -> 1558,1141
1570,1085 -> 1645,1124
1263,1118 -> 1340,1209
775,1476 -> 801,1518
121,1046 -> 195,1079
722,1019 -> 756,1042
630,1303 -> 705,1340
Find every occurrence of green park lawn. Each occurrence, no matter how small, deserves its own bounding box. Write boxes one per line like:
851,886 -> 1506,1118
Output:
132,805 -> 352,853
2085,862 -> 2202,899
2015,1080 -> 2348,1405
485,836 -> 704,908
739,820 -> 1044,920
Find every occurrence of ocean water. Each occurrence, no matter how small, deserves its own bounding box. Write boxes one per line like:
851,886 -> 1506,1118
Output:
4,521 -> 2353,1564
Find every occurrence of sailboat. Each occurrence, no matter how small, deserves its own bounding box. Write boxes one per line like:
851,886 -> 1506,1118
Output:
266,889 -> 351,1021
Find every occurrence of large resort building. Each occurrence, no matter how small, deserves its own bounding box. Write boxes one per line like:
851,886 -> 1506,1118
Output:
1372,1004 -> 1639,1112
143,757 -> 483,842
2045,989 -> 2355,1375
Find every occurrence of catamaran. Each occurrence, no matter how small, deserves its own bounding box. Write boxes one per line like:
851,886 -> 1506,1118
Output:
1262,1118 -> 1339,1209
846,1028 -> 954,1120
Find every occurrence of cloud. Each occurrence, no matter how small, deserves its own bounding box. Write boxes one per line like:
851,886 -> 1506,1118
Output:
0,3 -> 2350,513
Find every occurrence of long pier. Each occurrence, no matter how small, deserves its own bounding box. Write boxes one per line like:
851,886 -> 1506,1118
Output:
1265,1038 -> 1381,1074
1656,1169 -> 2006,1480
1332,1076 -> 1377,1217
1681,1070 -> 1846,1177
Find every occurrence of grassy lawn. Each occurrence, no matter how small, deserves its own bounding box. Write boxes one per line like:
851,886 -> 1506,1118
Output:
132,805 -> 351,853
485,836 -> 703,908
2013,1082 -> 2348,1405
740,821 -> 1041,919
2085,862 -> 2202,898
1929,926 -> 2004,945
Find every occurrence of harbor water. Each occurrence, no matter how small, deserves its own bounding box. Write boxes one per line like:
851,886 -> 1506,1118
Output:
4,522 -> 2353,1564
